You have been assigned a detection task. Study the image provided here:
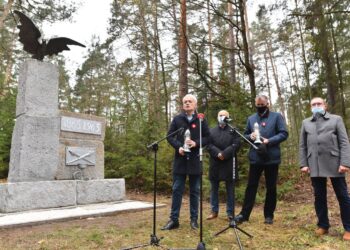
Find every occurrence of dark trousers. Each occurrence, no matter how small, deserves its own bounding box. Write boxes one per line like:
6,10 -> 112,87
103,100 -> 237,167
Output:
170,174 -> 200,222
311,177 -> 350,231
210,180 -> 234,216
240,164 -> 279,219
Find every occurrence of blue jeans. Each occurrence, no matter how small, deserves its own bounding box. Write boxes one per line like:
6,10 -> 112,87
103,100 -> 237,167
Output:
210,180 -> 234,216
311,177 -> 350,231
170,174 -> 200,222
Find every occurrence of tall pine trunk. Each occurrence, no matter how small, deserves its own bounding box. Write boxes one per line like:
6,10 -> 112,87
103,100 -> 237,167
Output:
179,0 -> 188,107
138,1 -> 154,120
154,0 -> 169,127
238,0 -> 255,107
152,0 -> 161,122
228,2 -> 236,85
314,0 -> 339,113
0,0 -> 14,31
244,0 -> 254,67
267,42 -> 286,118
263,49 -> 272,110
329,14 -> 345,118
207,0 -> 214,79
294,0 -> 311,103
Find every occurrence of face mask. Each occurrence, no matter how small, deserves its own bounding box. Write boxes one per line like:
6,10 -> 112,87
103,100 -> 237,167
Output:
312,107 -> 325,115
256,106 -> 268,114
217,116 -> 226,125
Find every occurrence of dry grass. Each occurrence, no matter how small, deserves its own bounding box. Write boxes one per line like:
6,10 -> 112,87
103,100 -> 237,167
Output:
0,178 -> 350,250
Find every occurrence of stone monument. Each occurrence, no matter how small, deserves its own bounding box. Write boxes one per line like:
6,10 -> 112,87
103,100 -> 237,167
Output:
8,60 -> 60,182
0,59 -> 125,213
57,111 -> 105,180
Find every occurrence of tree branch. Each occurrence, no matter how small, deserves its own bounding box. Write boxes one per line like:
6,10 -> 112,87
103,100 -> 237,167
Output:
290,10 -> 350,17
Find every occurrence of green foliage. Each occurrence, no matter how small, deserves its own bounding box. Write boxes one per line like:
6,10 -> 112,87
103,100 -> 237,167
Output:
57,59 -> 72,110
12,0 -> 77,22
104,117 -> 173,192
0,90 -> 16,178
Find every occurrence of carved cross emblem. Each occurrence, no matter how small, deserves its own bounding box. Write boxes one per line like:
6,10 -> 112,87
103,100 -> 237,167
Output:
65,147 -> 96,166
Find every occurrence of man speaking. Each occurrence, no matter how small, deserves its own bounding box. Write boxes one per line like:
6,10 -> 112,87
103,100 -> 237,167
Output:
162,94 -> 210,230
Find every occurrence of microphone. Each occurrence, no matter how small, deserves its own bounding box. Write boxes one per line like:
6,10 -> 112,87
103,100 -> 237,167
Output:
219,116 -> 232,123
223,116 -> 232,123
197,113 -> 205,120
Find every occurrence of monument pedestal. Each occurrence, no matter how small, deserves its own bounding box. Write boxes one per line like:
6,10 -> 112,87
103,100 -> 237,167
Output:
8,115 -> 60,182
0,179 -> 125,213
8,60 -> 60,182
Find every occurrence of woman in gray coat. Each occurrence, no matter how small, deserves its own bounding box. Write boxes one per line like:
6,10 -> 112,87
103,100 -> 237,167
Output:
299,97 -> 350,241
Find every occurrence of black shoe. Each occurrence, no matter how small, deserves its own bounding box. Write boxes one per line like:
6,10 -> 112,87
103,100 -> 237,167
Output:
264,217 -> 273,224
234,214 -> 248,224
227,215 -> 234,221
161,220 -> 179,230
190,220 -> 199,229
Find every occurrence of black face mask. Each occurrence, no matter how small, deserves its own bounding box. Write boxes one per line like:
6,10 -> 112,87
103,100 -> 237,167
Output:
256,106 -> 268,114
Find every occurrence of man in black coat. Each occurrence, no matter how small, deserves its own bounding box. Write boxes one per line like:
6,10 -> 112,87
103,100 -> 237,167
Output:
161,94 -> 210,230
206,110 -> 240,221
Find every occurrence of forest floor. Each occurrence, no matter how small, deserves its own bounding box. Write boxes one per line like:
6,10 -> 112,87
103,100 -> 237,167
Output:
0,175 -> 350,250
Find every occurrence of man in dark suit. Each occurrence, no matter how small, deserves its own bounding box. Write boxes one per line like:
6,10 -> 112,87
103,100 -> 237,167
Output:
234,95 -> 288,225
161,94 -> 210,230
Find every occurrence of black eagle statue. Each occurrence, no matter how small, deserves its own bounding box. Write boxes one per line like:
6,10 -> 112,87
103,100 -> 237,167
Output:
14,10 -> 86,61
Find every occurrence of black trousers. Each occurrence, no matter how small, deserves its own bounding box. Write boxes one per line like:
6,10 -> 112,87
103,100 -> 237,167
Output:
240,164 -> 279,219
311,177 -> 350,231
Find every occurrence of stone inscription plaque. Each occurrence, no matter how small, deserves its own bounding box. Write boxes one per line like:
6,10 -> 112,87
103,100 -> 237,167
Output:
61,116 -> 102,135
66,147 -> 96,166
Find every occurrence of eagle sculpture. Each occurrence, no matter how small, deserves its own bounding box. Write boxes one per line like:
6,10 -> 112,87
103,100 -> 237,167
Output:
14,10 -> 86,61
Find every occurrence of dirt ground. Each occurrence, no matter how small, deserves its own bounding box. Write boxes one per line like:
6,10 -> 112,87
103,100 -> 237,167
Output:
0,175 -> 349,249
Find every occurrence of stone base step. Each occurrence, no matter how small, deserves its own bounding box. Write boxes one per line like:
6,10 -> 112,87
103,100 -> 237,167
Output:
0,179 -> 125,212
0,200 -> 164,228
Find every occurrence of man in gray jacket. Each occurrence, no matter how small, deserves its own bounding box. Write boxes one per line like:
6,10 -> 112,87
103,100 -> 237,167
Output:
299,97 -> 350,241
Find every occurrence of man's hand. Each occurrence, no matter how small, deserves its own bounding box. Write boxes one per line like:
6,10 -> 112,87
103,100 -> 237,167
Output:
218,153 -> 224,160
262,138 -> 269,144
179,147 -> 185,156
301,166 -> 310,174
338,165 -> 349,173
250,132 -> 256,141
185,139 -> 196,148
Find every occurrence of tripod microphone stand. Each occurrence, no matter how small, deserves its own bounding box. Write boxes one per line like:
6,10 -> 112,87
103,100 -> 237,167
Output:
121,128 -> 184,250
213,122 -> 253,250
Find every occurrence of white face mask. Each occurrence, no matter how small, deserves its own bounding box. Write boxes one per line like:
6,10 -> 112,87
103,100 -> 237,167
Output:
217,115 -> 227,125
311,107 -> 325,115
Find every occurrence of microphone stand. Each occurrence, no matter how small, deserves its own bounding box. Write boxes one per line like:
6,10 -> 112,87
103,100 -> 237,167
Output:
225,124 -> 258,150
196,115 -> 205,250
120,127 -> 183,250
213,121 -> 253,250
